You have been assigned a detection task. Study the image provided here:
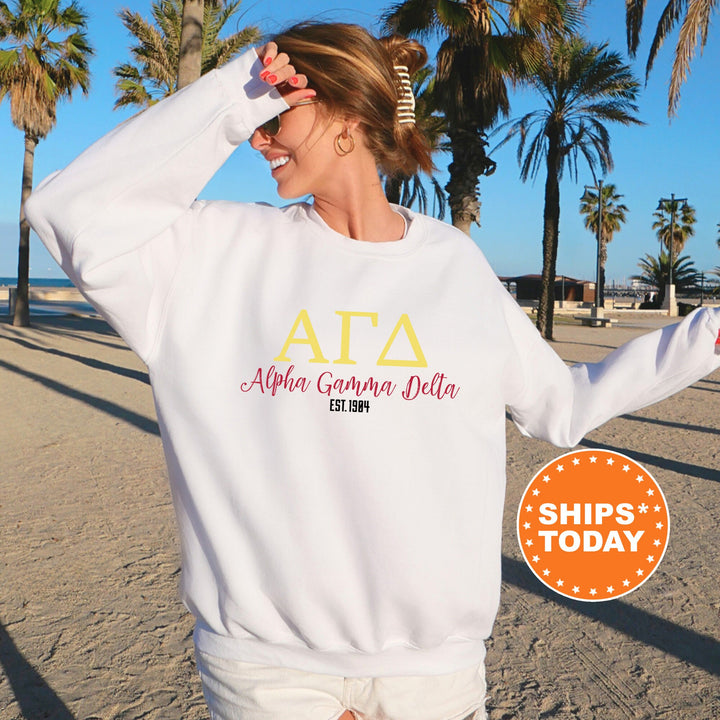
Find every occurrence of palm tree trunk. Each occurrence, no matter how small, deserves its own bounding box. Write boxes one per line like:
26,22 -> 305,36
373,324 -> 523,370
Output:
384,175 -> 402,205
178,0 -> 204,90
445,126 -> 495,236
537,132 -> 561,341
13,133 -> 37,327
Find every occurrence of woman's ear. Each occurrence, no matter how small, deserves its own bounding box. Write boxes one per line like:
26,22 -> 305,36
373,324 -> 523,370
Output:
340,116 -> 362,135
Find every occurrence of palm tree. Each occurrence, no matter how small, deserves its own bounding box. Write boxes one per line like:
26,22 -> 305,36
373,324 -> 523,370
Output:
625,0 -> 718,116
652,198 -> 696,258
578,182 -> 628,307
114,0 -> 258,109
0,0 -> 93,327
715,221 -> 719,250
498,36 -> 641,339
383,0 -> 572,235
632,252 -> 698,306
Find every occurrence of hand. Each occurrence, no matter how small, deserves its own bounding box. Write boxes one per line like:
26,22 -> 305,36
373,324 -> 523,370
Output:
255,42 -> 316,105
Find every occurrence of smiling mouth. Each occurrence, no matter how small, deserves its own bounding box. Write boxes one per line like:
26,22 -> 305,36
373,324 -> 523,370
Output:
269,156 -> 290,171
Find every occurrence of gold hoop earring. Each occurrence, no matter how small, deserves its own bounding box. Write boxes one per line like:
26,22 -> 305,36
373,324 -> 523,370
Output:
334,130 -> 355,156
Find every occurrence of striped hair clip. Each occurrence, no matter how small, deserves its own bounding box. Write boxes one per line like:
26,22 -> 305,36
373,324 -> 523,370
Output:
393,65 -> 416,125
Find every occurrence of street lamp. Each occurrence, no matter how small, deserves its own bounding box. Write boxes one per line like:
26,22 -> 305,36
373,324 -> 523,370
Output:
581,178 -> 603,321
656,193 -> 688,316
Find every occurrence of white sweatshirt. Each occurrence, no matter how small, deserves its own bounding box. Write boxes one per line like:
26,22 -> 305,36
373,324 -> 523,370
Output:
25,50 -> 720,678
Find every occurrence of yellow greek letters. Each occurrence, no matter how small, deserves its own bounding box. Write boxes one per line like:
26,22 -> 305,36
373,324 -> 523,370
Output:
274,309 -> 329,364
334,311 -> 378,365
274,310 -> 427,368
376,313 -> 427,368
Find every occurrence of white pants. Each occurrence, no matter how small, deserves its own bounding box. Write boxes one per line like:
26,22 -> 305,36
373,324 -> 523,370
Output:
195,650 -> 487,720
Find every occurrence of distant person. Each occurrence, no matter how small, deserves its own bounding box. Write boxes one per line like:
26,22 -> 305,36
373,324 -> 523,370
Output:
25,21 -> 720,720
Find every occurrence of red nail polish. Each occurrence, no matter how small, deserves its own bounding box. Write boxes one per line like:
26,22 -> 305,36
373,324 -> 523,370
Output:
267,74 -> 277,84
715,329 -> 720,346
264,56 -> 272,66
260,70 -> 269,80
290,76 -> 298,85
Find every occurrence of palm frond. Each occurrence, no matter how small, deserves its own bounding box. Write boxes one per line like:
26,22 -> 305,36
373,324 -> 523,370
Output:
645,0 -> 688,79
626,0 -> 648,56
113,0 -> 258,110
0,0 -> 93,138
667,0 -> 717,116
382,0 -> 439,39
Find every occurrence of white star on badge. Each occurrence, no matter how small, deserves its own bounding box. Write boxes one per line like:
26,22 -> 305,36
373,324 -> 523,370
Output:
543,569 -> 550,576
623,579 -> 630,587
589,456 -> 597,463
654,505 -> 661,512
526,539 -> 533,547
606,458 -> 614,466
638,503 -> 648,513
524,522 -> 531,529
572,458 -> 580,466
646,488 -> 654,496
542,474 -> 551,483
532,555 -> 540,563
653,539 -> 661,547
636,474 -> 645,483
589,588 -> 597,595
607,585 -> 614,593
556,579 -> 564,587
532,488 -> 540,496
636,568 -> 644,576
646,555 -> 654,563
525,504 -> 533,512
556,464 -> 564,472
656,522 -> 663,529
573,586 -> 580,593
623,465 -> 630,472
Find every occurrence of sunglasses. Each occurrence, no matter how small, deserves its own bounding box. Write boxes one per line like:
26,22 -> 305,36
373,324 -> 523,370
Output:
257,98 -> 321,137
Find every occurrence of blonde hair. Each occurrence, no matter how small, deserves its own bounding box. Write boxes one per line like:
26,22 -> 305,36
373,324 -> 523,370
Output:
272,22 -> 434,177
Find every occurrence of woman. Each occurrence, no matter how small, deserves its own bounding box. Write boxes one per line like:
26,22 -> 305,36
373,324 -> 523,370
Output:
25,21 -> 720,720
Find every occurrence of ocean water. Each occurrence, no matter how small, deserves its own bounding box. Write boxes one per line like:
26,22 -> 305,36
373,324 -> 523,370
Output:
0,277 -> 73,287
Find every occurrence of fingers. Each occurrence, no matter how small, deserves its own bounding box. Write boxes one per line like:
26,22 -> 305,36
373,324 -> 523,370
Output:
256,43 -> 315,103
256,41 -> 278,66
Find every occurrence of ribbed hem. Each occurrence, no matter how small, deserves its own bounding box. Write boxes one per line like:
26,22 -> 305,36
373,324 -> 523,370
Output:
193,625 -> 487,678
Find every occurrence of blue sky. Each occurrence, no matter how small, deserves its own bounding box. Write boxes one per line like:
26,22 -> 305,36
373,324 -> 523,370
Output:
1,0 -> 718,284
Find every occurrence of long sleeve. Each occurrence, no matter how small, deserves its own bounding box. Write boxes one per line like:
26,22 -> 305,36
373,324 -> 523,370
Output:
24,49 -> 288,361
503,291 -> 720,448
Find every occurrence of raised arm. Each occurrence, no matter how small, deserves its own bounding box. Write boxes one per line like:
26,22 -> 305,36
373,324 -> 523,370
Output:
502,292 -> 720,448
24,47 -> 305,361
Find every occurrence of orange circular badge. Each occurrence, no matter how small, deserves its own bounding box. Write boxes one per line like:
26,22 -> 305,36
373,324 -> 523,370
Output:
517,449 -> 669,602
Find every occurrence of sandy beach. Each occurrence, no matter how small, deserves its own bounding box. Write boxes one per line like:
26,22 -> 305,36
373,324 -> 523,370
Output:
1,307 -> 718,719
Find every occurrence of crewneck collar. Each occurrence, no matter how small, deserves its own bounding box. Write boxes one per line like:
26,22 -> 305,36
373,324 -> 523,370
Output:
304,203 -> 426,257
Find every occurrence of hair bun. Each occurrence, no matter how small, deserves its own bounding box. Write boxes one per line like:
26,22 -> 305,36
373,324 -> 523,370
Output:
380,35 -> 427,76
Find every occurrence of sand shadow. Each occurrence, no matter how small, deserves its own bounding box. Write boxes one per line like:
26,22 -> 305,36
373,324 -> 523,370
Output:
501,555 -> 720,676
2,314 -> 125,350
0,622 -> 76,719
578,439 -> 720,484
618,413 -> 720,437
0,358 -> 159,436
549,339 -> 619,352
687,383 -> 720,394
1,333 -> 149,385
